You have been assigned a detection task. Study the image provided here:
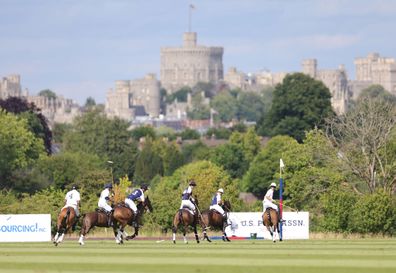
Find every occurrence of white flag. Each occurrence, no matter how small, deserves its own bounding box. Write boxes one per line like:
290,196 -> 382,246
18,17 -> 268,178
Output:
280,158 -> 285,169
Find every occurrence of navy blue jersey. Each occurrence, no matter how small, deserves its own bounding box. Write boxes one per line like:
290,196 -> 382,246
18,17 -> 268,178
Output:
128,189 -> 143,201
211,193 -> 221,206
182,186 -> 193,200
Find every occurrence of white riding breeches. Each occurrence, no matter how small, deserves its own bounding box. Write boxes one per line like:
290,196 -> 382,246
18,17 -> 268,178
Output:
180,200 -> 195,212
124,198 -> 137,213
263,201 -> 278,212
98,200 -> 112,213
210,204 -> 225,215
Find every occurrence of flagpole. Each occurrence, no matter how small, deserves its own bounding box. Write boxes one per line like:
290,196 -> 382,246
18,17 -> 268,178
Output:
279,159 -> 284,241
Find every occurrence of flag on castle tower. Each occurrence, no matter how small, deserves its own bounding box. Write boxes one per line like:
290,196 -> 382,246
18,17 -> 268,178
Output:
190,4 -> 195,9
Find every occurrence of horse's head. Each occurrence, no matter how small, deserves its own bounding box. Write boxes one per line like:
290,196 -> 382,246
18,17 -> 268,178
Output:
222,200 -> 231,212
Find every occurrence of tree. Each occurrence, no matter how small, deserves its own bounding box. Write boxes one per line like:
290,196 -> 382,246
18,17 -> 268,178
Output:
187,92 -> 210,120
84,96 -> 96,108
205,127 -> 231,139
181,141 -> 211,163
237,91 -> 266,121
149,160 -> 239,229
0,96 -> 52,154
166,87 -> 191,103
210,91 -> 238,122
0,110 -> 46,188
179,128 -> 200,140
257,73 -> 334,142
38,89 -> 57,99
63,109 -> 138,178
326,96 -> 396,194
242,135 -> 298,196
229,127 -> 261,162
210,143 -> 248,178
357,84 -> 396,104
131,125 -> 156,141
134,140 -> 163,184
37,152 -> 103,190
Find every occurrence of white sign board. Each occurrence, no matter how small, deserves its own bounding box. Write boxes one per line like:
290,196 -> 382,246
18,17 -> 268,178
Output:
225,212 -> 309,239
0,214 -> 51,242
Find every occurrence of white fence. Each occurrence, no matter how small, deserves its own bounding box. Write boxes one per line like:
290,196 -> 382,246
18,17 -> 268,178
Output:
225,212 -> 309,239
0,214 -> 51,242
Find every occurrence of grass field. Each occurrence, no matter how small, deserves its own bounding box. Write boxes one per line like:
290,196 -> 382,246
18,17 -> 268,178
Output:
0,238 -> 395,273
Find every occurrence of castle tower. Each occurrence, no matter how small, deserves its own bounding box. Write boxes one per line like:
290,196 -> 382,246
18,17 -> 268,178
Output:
160,32 -> 224,93
302,59 -> 317,78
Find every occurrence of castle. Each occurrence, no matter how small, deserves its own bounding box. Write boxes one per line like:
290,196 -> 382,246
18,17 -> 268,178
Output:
160,32 -> 223,93
105,74 -> 160,121
3,33 -> 396,124
0,74 -> 80,126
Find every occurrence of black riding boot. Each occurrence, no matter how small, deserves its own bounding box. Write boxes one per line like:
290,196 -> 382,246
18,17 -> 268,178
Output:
107,210 -> 113,227
133,211 -> 139,228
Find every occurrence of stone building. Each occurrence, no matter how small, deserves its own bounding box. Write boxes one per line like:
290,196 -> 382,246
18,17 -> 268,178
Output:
224,67 -> 286,91
105,73 -> 160,121
302,59 -> 349,114
351,53 -> 396,98
27,95 -> 80,125
1,74 -> 80,125
160,32 -> 224,93
0,74 -> 25,99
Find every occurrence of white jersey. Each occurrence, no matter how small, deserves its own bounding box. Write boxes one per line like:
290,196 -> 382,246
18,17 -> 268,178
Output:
98,188 -> 110,205
263,188 -> 274,205
65,189 -> 80,207
263,188 -> 278,212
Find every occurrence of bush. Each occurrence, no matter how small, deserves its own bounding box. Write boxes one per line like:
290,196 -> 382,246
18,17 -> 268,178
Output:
349,191 -> 396,235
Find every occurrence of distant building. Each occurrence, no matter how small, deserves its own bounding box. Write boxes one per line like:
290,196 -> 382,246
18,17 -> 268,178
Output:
350,53 -> 396,98
0,74 -> 25,99
160,32 -> 224,93
27,95 -> 80,125
224,67 -> 286,91
302,59 -> 349,114
105,73 -> 160,121
0,74 -> 80,125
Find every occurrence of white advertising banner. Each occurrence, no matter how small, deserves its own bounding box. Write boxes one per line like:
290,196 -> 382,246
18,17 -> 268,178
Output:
225,212 -> 309,239
0,214 -> 51,242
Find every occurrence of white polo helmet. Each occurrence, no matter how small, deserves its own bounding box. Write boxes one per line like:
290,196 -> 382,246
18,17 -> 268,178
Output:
217,188 -> 224,193
270,182 -> 277,188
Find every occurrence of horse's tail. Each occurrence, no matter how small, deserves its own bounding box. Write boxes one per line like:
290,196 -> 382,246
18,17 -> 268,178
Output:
59,208 -> 70,232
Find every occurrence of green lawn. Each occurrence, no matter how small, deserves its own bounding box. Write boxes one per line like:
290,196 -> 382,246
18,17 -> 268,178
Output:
0,239 -> 395,273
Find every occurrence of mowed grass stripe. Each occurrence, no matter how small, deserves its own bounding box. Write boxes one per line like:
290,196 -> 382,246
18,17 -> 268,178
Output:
0,240 -> 395,273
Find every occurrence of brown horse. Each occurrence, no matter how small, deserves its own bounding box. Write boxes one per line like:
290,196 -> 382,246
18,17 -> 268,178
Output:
112,196 -> 153,244
53,207 -> 77,246
201,200 -> 231,242
78,209 -> 112,245
263,208 -> 280,242
172,207 -> 200,244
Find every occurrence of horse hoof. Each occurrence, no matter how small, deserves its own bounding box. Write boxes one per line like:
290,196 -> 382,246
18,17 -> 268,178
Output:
173,240 -> 176,244
197,241 -> 200,244
226,238 -> 231,242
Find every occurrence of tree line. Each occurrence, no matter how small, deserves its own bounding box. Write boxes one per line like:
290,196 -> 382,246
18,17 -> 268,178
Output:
0,73 -> 395,235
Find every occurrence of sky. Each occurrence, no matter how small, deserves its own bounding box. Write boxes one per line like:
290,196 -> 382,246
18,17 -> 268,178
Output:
1,0 -> 396,105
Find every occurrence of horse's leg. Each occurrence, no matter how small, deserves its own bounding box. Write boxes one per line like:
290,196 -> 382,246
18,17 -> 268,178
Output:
193,224 -> 199,244
172,225 -> 177,244
223,221 -> 231,242
183,224 -> 188,244
126,227 -> 138,240
203,227 -> 211,242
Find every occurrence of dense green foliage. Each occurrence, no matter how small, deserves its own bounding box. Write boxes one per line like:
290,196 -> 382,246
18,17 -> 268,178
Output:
257,73 -> 334,142
38,89 -> 57,99
0,96 -> 52,154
